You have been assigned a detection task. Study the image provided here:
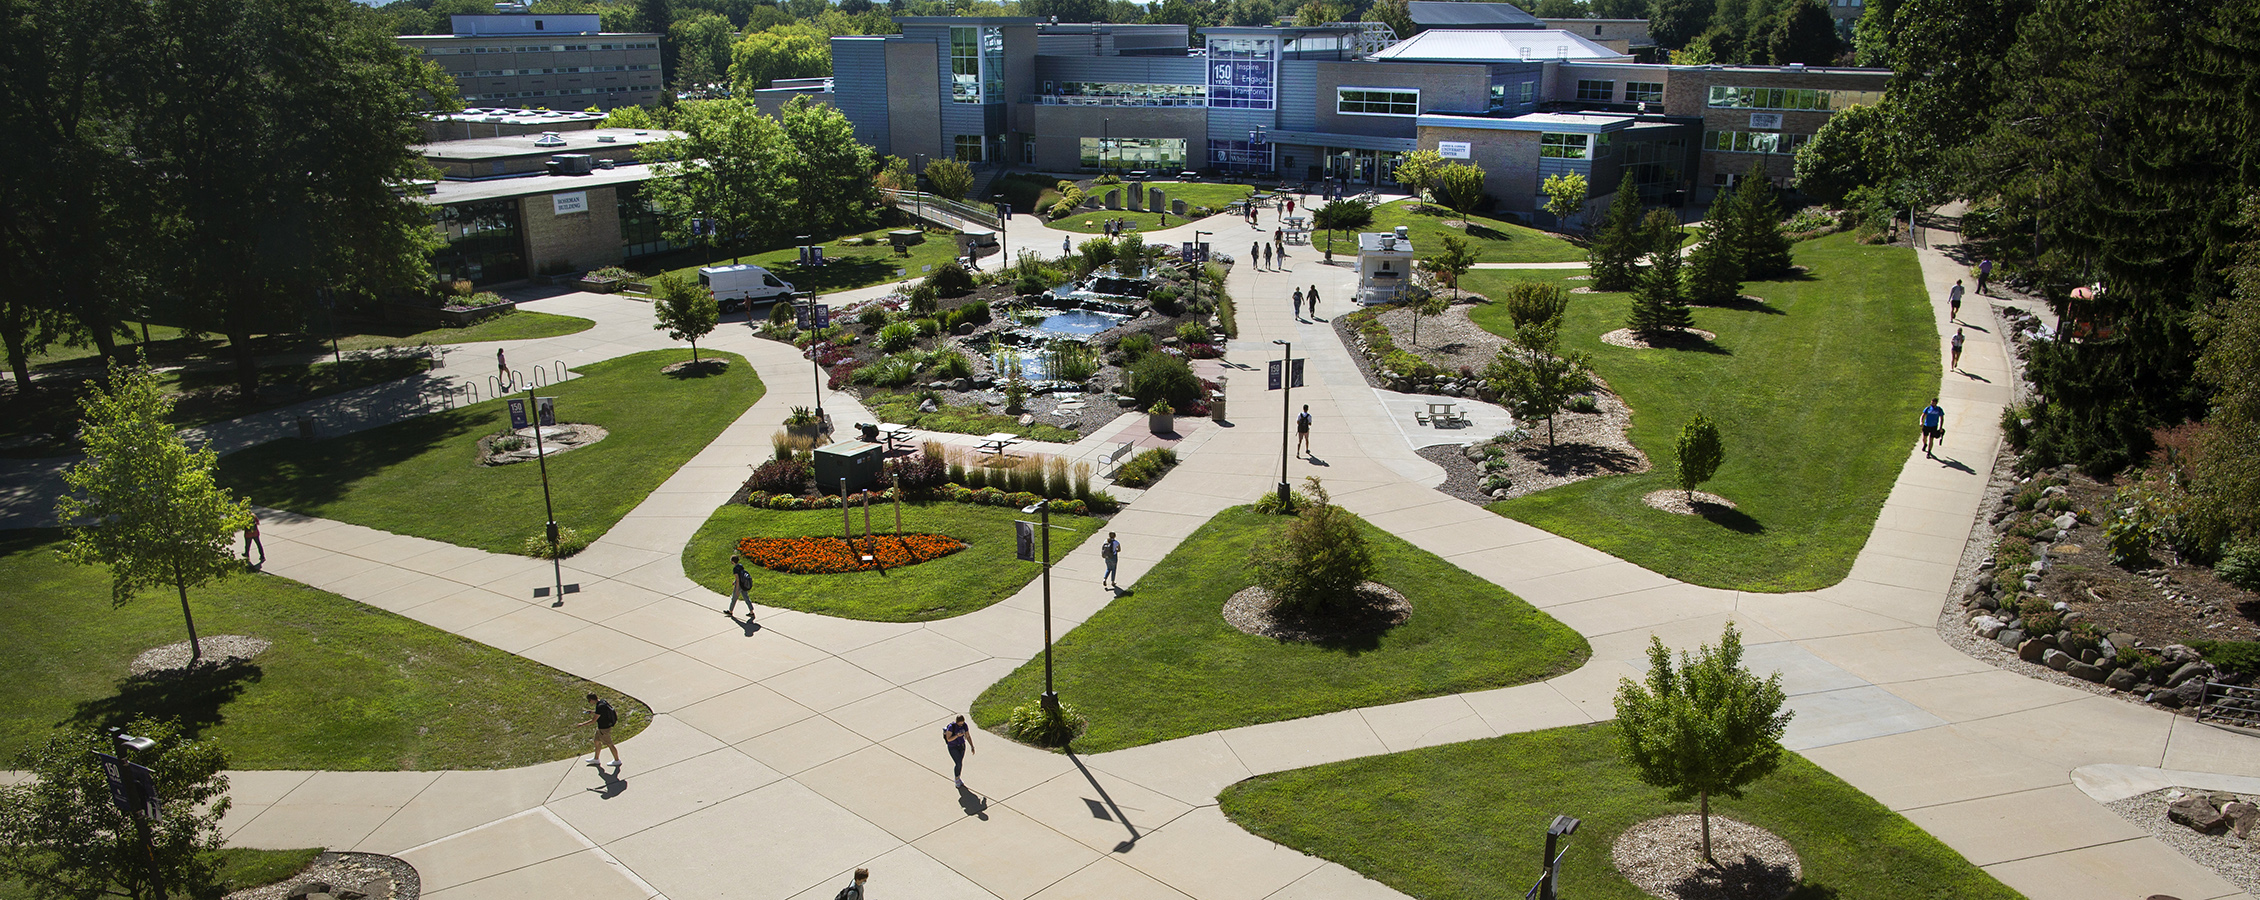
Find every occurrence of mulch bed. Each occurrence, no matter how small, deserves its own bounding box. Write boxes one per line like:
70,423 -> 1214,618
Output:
1600,327 -> 1717,350
737,533 -> 966,574
1643,490 -> 1738,515
1221,581 -> 1411,643
1612,814 -> 1801,900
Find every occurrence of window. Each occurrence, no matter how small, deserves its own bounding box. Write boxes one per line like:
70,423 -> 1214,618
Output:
954,134 -> 984,162
950,26 -> 980,103
1702,130 -> 1812,155
618,183 -> 673,259
1337,88 -> 1418,116
1707,85 -> 1885,110
1023,139 -> 1037,164
1489,84 -> 1506,111
1540,132 -> 1590,159
1206,36 -> 1277,110
1520,82 -> 1535,102
1044,82 -> 1206,106
1626,81 -> 1664,103
431,198 -> 525,285
1082,137 -> 1188,171
1576,79 -> 1614,101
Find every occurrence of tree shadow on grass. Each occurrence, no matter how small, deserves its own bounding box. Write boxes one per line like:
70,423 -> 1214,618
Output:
1666,851 -> 1801,900
1521,441 -> 1646,478
1783,882 -> 1842,900
1695,502 -> 1765,535
66,661 -> 263,739
1693,294 -> 1788,315
213,406 -> 490,511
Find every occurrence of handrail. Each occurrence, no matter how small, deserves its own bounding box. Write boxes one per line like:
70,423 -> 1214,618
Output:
882,189 -> 1001,229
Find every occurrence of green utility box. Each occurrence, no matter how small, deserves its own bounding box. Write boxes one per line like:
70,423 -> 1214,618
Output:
815,440 -> 884,494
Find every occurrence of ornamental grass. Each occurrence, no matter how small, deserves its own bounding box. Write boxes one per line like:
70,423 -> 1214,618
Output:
738,533 -> 966,574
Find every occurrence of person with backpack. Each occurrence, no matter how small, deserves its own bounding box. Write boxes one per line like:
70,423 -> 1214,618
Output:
1296,404 -> 1313,457
1101,532 -> 1121,588
942,715 -> 975,787
1948,279 -> 1965,323
726,553 -> 754,618
1307,284 -> 1320,320
834,868 -> 869,900
575,693 -> 621,768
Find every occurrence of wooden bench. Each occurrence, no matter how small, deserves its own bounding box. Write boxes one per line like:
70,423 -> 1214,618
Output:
1101,441 -> 1138,478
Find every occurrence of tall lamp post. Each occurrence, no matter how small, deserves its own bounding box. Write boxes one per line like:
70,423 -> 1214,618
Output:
103,728 -> 163,895
994,193 -> 1010,263
1272,339 -> 1294,506
1020,502 -> 1060,712
1191,229 -> 1211,311
1102,117 -> 1111,176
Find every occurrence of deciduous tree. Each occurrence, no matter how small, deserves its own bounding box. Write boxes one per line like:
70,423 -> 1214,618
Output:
1251,478 -> 1376,617
1364,0 -> 1415,38
1483,282 -> 1593,446
779,96 -> 879,232
925,158 -> 975,201
651,273 -> 722,363
1676,412 -> 1726,500
0,719 -> 234,900
1613,622 -> 1792,865
1792,102 -> 1887,205
1434,162 -> 1488,226
1542,172 -> 1589,233
641,100 -> 797,261
728,25 -> 831,94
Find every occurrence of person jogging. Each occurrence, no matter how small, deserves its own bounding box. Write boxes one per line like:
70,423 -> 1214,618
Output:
1949,279 -> 1965,322
1950,328 -> 1966,371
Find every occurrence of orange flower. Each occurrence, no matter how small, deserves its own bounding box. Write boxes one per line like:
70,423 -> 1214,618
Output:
738,533 -> 967,574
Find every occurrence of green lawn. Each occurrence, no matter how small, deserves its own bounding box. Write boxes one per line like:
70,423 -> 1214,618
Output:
215,349 -> 763,554
862,392 -> 1080,443
683,500 -> 1102,621
1465,232 -> 1935,592
1338,200 -> 1586,264
0,530 -> 651,770
3,355 -> 436,459
1032,180 -> 1256,235
970,507 -> 1588,752
1221,724 -> 2021,900
25,311 -> 595,371
0,848 -> 326,900
658,223 -> 962,294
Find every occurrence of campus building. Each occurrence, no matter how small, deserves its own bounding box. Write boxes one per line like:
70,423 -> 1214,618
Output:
399,11 -> 663,111
823,13 -> 1887,220
415,129 -> 683,285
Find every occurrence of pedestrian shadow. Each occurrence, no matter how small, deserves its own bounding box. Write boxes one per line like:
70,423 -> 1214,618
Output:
586,766 -> 627,799
732,615 -> 762,637
956,784 -> 989,820
1960,370 -> 1992,383
68,660 -> 264,738
1305,454 -> 1330,467
1064,750 -> 1142,852
1934,455 -> 1977,474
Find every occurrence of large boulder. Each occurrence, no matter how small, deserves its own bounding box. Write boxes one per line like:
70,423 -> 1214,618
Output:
2168,794 -> 2229,834
1996,628 -> 2027,649
2066,661 -> 2107,683
2166,661 -> 2212,688
2226,800 -> 2260,839
2043,649 -> 2074,671
2018,638 -> 2049,663
2104,668 -> 2142,691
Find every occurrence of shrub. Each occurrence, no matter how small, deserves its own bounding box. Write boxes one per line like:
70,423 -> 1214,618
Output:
1125,353 -> 1201,409
1250,478 -> 1376,617
749,457 -> 814,494
1149,285 -> 1185,317
928,260 -> 976,297
857,306 -> 890,329
2191,640 -> 2260,676
878,321 -> 918,352
1117,332 -> 1156,360
1566,394 -> 1600,413
852,355 -> 919,387
1046,340 -> 1100,383
1176,321 -> 1211,343
2021,611 -> 2063,636
770,430 -> 818,461
2217,539 -> 2260,591
521,526 -> 588,558
1112,447 -> 1178,488
932,350 -> 974,379
1004,701 -> 1088,747
1085,489 -> 1120,513
883,442 -> 950,490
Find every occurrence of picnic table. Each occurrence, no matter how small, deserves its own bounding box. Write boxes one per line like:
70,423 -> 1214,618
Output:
975,432 -> 1020,458
1419,402 -> 1466,427
875,422 -> 915,453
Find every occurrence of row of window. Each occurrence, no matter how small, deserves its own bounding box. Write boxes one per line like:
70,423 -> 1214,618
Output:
949,25 -> 1004,104
1703,129 -> 1813,155
1488,81 -> 1537,111
1707,86 -> 1884,111
424,42 -> 658,55
1539,131 -> 1612,159
462,65 -> 654,76
1044,82 -> 1207,103
1079,136 -> 1190,170
1337,88 -> 1418,117
465,86 -> 652,100
1573,80 -> 1664,103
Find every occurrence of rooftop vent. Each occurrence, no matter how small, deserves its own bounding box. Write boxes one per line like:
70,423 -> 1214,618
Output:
533,131 -> 567,147
1394,225 -> 1409,241
1782,62 -> 1806,72
596,134 -> 617,142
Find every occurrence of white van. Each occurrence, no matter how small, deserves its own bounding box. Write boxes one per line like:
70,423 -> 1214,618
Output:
698,264 -> 795,310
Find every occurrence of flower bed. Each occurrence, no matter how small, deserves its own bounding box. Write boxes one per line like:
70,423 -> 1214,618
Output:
737,533 -> 967,574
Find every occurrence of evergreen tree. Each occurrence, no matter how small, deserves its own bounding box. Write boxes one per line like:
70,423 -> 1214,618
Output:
1642,208 -> 1685,260
1628,246 -> 1694,342
1731,163 -> 1794,278
1588,175 -> 1645,292
1684,219 -> 1746,306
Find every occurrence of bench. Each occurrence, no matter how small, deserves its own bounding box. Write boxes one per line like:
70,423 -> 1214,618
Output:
1101,441 -> 1138,478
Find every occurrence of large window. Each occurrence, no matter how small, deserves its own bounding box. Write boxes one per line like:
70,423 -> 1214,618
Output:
1620,137 -> 1686,200
1702,129 -> 1812,155
430,199 -> 524,285
1707,85 -> 1885,111
1208,138 -> 1270,172
1081,137 -> 1188,171
1626,81 -> 1664,103
1337,88 -> 1419,116
617,183 -> 672,259
949,26 -> 1001,104
1206,36 -> 1276,110
1576,79 -> 1614,101
1541,132 -> 1601,159
954,134 -> 984,162
1042,81 -> 1206,106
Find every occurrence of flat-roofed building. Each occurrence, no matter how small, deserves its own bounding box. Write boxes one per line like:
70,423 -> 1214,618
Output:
399,12 -> 662,111
414,130 -> 683,285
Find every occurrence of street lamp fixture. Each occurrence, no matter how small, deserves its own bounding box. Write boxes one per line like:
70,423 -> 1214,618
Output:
1022,501 -> 1060,712
994,193 -> 1010,263
1540,815 -> 1581,900
914,153 -> 927,225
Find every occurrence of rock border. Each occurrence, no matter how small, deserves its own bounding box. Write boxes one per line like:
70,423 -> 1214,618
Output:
2107,787 -> 2260,897
224,850 -> 419,900
1611,814 -> 1802,900
1222,582 -> 1411,643
479,423 -> 609,466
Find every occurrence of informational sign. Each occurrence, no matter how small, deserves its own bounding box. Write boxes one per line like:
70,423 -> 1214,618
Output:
1438,141 -> 1472,159
92,753 -> 159,818
506,397 -> 557,429
1748,113 -> 1783,130
813,304 -> 829,329
552,191 -> 588,215
95,752 -> 132,813
1206,36 -> 1277,109
1014,520 -> 1035,561
1266,359 -> 1305,390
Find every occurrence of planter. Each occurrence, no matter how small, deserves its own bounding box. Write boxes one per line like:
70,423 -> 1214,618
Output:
785,420 -> 829,440
385,299 -> 517,327
577,276 -> 623,294
1149,413 -> 1174,434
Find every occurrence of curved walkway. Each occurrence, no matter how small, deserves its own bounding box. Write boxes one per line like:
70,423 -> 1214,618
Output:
23,220 -> 2254,900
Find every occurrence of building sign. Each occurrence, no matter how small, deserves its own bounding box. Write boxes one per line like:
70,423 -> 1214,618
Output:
1206,36 -> 1276,110
1748,113 -> 1783,130
1437,141 -> 1472,159
552,191 -> 588,215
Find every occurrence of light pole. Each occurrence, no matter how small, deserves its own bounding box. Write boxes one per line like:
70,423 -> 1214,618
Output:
1192,229 -> 1210,312
1272,339 -> 1293,506
1540,815 -> 1581,900
994,193 -> 1010,263
106,729 -> 162,896
524,386 -> 566,604
1103,117 -> 1111,175
1021,502 -> 1060,712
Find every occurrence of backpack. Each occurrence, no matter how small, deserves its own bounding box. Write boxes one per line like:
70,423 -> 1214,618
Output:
736,567 -> 752,591
594,699 -> 617,730
833,885 -> 862,900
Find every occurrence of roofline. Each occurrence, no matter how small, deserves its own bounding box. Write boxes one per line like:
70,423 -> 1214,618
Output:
893,16 -> 1040,24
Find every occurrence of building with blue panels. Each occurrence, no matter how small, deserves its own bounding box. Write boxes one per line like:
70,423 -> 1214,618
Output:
824,14 -> 1887,219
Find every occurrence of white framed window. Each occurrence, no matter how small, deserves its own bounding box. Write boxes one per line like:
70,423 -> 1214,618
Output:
1337,87 -> 1419,116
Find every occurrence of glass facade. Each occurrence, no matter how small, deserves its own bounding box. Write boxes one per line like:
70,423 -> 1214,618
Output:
1707,86 -> 1885,110
1209,138 -> 1271,172
1626,81 -> 1664,103
1540,132 -> 1610,159
1337,88 -> 1419,116
1040,81 -> 1206,106
1620,137 -> 1686,200
1206,36 -> 1277,109
1576,79 -> 1614,101
954,134 -> 985,162
617,183 -> 673,259
950,26 -> 1001,104
431,198 -> 524,285
1703,129 -> 1812,154
1081,137 -> 1187,170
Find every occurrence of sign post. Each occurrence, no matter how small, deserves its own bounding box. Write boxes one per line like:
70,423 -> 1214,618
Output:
1268,342 -> 1303,505
516,392 -> 577,604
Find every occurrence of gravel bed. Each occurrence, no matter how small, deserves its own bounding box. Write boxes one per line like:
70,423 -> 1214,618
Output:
1642,490 -> 1737,514
1221,582 -> 1411,642
1611,814 -> 1800,900
130,636 -> 271,677
1369,300 -> 1504,376
224,851 -> 419,900
2106,788 -> 2260,895
1599,327 -> 1718,349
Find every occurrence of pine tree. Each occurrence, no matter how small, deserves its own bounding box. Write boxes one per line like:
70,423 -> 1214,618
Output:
1588,175 -> 1645,291
1628,246 -> 1694,343
1684,219 -> 1745,305
1732,163 -> 1795,278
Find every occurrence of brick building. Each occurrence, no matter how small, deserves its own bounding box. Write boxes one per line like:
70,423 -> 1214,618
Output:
399,11 -> 663,112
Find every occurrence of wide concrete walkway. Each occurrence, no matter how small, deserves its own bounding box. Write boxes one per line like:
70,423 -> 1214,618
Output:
29,215 -> 2256,900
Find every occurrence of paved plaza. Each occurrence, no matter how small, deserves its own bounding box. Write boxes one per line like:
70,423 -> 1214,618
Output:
17,206 -> 2255,900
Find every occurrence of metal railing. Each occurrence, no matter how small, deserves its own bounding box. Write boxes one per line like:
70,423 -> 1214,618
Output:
882,189 -> 1002,229
2199,681 -> 2260,732
1024,94 -> 1207,108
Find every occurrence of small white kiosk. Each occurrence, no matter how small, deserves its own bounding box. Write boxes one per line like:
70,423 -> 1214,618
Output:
1356,226 -> 1415,305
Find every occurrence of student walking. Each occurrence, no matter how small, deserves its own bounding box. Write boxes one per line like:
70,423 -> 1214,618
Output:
1977,258 -> 1993,295
1063,236 -> 1072,256
575,693 -> 622,768
1101,532 -> 1121,588
1948,279 -> 1965,322
1950,327 -> 1966,371
1919,399 -> 1946,458
243,512 -> 264,567
1307,284 -> 1320,319
834,869 -> 870,900
496,348 -> 511,390
943,715 -> 976,786
1252,242 -> 1262,270
1274,228 -> 1285,258
1296,404 -> 1313,456
1262,243 -> 1274,269
726,554 -> 754,616
1293,287 -> 1304,319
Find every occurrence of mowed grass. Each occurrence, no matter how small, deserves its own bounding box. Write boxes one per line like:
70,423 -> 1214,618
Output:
970,507 -> 1588,752
659,223 -> 962,294
1467,232 -> 1936,591
0,530 -> 650,770
1220,723 -> 2022,900
0,848 -> 325,900
1349,200 -> 1586,263
26,311 -> 594,370
683,500 -> 1101,621
216,349 -> 763,554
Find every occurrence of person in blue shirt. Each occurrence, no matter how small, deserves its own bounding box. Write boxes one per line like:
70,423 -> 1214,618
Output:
1919,399 -> 1946,457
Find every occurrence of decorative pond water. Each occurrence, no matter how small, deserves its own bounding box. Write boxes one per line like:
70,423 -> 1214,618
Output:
987,309 -> 1130,383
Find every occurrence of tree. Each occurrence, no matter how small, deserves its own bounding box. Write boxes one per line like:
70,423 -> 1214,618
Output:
1364,0 -> 1415,38
1293,0 -> 1347,25
1851,0 -> 1899,66
55,364 -> 252,667
779,96 -> 879,232
1251,478 -> 1376,617
925,157 -> 975,201
1613,623 -> 1793,865
2191,200 -> 2260,548
1433,162 -> 1488,226
1542,172 -> 1589,233
1590,0 -> 1647,16
1730,163 -> 1794,278
1651,0 -> 1714,49
1675,412 -> 1726,500
1683,219 -> 1746,306
1642,209 -> 1684,260
1792,103 -> 1886,205
1392,148 -> 1444,203
1767,0 -> 1840,64
1146,0 -> 1220,26
1421,234 -> 1479,302
1225,0 -> 1278,25
1482,282 -> 1592,445
0,719 -> 233,900
1312,198 -> 1375,259
671,12 -> 738,97
1588,175 -> 1645,291
1627,245 -> 1694,342
651,273 -> 721,363
728,26 -> 831,94
1534,0 -> 1586,16
642,100 -> 797,261
874,156 -> 914,195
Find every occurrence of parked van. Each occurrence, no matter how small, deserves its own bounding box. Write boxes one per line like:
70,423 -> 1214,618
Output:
698,264 -> 795,310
